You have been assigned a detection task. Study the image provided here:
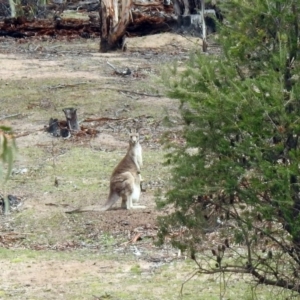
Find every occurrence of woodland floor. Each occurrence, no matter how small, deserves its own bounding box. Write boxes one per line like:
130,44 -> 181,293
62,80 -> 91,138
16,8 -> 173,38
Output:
0,32 -> 278,300
0,32 -> 199,239
0,32 -> 206,300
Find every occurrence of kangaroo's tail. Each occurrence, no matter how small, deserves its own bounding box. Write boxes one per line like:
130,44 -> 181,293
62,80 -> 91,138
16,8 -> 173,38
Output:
65,193 -> 119,214
100,192 -> 119,211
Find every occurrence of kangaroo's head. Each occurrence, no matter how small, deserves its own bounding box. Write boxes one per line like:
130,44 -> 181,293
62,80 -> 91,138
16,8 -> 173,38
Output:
129,129 -> 139,146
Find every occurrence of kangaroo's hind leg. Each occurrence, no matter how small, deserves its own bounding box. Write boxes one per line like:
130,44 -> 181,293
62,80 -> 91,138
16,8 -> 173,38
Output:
118,172 -> 145,210
121,196 -> 127,209
127,185 -> 146,209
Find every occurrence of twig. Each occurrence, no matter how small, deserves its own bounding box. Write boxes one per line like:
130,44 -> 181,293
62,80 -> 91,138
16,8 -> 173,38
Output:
107,61 -> 118,71
83,117 -> 125,122
131,233 -> 142,243
0,113 -> 21,121
97,87 -> 163,97
180,270 -> 199,296
44,80 -> 162,97
106,123 -> 117,132
14,128 -> 45,138
120,91 -> 139,100
47,82 -> 87,89
106,61 -> 131,76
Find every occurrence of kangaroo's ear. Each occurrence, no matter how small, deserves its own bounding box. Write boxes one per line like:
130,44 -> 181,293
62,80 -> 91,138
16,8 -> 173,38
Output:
137,127 -> 143,134
130,128 -> 137,134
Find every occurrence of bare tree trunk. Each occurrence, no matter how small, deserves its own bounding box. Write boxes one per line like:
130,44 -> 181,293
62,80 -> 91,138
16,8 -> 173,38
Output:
173,0 -> 183,16
3,195 -> 10,215
99,0 -> 132,52
182,0 -> 190,15
201,0 -> 207,52
9,0 -> 16,17
99,0 -> 110,52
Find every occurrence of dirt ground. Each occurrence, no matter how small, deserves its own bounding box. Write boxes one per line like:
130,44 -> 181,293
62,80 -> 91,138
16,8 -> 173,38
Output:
0,32 -> 202,230
0,32 -> 205,299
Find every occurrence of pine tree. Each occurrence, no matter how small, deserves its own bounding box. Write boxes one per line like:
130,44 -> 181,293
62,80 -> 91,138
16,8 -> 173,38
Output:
158,0 -> 300,294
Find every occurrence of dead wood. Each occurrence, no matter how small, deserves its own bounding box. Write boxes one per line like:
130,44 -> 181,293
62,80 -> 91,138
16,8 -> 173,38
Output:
0,113 -> 22,120
0,17 -> 99,38
47,82 -> 87,89
0,194 -> 22,214
96,87 -> 163,97
107,61 -> 131,76
0,1 -> 177,41
131,232 -> 142,243
133,1 -> 161,6
83,117 -> 125,122
45,108 -> 99,138
46,118 -> 70,137
47,118 -> 61,137
45,202 -> 70,207
99,0 -> 133,52
63,108 -> 80,131
126,11 -> 175,36
15,128 -> 45,138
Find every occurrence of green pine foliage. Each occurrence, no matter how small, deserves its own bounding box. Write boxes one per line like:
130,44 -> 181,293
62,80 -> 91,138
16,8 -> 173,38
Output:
158,0 -> 300,294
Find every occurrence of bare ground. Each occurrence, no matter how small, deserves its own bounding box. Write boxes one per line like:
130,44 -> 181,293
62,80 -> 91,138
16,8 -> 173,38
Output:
0,34 -> 186,235
0,33 -> 204,300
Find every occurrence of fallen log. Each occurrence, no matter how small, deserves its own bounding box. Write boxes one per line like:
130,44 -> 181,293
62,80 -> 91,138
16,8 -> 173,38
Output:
0,16 -> 100,38
0,0 -> 183,42
127,12 -> 176,36
0,13 -> 175,39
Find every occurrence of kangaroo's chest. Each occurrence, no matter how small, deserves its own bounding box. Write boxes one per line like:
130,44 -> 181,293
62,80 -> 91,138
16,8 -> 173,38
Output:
132,144 -> 142,168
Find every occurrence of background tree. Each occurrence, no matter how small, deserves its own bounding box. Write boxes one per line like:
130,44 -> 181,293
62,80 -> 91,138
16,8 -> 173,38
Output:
8,0 -> 17,17
158,0 -> 300,295
8,0 -> 46,18
99,0 -> 132,52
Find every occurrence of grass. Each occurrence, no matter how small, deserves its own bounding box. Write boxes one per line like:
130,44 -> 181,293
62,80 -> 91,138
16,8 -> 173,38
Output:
1,80 -> 169,125
0,247 -> 293,299
4,141 -> 168,246
0,247 -> 114,261
0,79 -> 119,120
9,141 -> 167,194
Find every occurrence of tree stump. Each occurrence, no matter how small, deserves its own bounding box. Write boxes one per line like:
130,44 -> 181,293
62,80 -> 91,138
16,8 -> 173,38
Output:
62,108 -> 80,131
48,118 -> 63,137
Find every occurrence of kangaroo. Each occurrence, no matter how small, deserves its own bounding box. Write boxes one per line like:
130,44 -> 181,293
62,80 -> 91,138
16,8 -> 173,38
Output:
65,129 -> 145,214
101,129 -> 145,210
